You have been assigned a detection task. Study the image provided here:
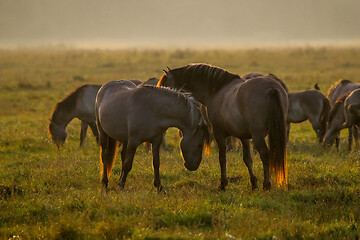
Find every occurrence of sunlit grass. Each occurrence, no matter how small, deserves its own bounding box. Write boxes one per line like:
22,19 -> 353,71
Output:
0,48 -> 359,239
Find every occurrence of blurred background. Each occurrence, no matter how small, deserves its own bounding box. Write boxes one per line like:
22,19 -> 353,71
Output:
1,0 -> 359,49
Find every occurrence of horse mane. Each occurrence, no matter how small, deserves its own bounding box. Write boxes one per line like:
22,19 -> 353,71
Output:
327,79 -> 352,98
141,85 -> 202,126
166,63 -> 241,91
50,84 -> 93,122
328,93 -> 349,123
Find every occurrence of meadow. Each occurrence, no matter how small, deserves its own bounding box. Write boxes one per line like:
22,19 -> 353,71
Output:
0,47 -> 359,239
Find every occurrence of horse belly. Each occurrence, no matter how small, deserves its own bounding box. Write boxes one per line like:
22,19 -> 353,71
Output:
288,102 -> 306,123
220,106 -> 250,138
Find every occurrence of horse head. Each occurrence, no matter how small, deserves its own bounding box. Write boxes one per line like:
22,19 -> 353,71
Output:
180,116 -> 211,171
48,119 -> 67,147
158,69 -> 175,88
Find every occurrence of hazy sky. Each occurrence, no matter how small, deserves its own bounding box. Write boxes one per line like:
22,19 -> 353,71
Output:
1,0 -> 360,48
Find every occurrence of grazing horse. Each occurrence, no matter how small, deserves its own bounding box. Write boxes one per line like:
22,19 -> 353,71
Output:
324,90 -> 360,151
95,80 -> 210,191
287,90 -> 330,143
158,64 -> 288,190
48,80 -> 142,148
326,79 -> 360,149
48,84 -> 101,148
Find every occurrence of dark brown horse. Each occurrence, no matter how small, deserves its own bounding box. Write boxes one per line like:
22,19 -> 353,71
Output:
48,80 -> 142,148
95,80 -> 210,191
158,64 -> 288,190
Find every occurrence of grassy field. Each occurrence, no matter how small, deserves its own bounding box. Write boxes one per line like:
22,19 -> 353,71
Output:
0,47 -> 359,239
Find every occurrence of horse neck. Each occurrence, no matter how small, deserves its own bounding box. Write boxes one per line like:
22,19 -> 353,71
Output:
156,95 -> 197,133
184,78 -> 243,106
51,107 -> 76,127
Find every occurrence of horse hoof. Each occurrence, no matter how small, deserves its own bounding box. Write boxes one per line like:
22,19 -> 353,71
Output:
218,184 -> 227,191
156,185 -> 165,194
117,182 -> 125,191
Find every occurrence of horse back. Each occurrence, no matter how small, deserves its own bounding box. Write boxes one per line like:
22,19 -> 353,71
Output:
74,84 -> 101,121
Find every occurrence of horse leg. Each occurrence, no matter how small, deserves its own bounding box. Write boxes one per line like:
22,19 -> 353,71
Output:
214,133 -> 228,190
152,135 -> 163,192
89,122 -> 100,145
286,122 -> 290,143
348,127 -> 353,152
118,141 -> 138,190
80,121 -> 88,147
308,117 -> 322,143
252,136 -> 271,190
354,125 -> 359,147
240,139 -> 258,190
161,133 -> 168,150
335,132 -> 340,152
226,137 -> 234,151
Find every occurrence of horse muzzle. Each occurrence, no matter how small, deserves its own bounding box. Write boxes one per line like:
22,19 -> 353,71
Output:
184,161 -> 200,171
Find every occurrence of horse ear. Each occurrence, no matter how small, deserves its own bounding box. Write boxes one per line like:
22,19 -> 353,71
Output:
163,69 -> 168,75
167,66 -> 171,71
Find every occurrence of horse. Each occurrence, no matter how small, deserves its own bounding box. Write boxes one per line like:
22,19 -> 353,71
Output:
95,80 -> 210,191
287,90 -> 330,143
48,84 -> 101,148
158,64 -> 288,190
324,90 -> 360,151
326,79 -> 360,149
48,80 -> 142,148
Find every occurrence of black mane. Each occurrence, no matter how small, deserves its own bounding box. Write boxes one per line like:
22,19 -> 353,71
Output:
170,63 -> 241,90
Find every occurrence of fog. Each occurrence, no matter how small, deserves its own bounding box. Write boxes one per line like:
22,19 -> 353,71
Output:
1,0 -> 359,49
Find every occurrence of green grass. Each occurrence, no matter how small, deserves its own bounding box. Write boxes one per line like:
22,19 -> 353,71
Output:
0,48 -> 359,239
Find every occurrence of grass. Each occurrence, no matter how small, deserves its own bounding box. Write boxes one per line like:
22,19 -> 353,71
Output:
0,47 -> 359,239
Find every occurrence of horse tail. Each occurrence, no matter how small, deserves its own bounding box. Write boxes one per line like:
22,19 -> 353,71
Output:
267,88 -> 287,187
319,97 -> 331,141
100,136 -> 118,179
